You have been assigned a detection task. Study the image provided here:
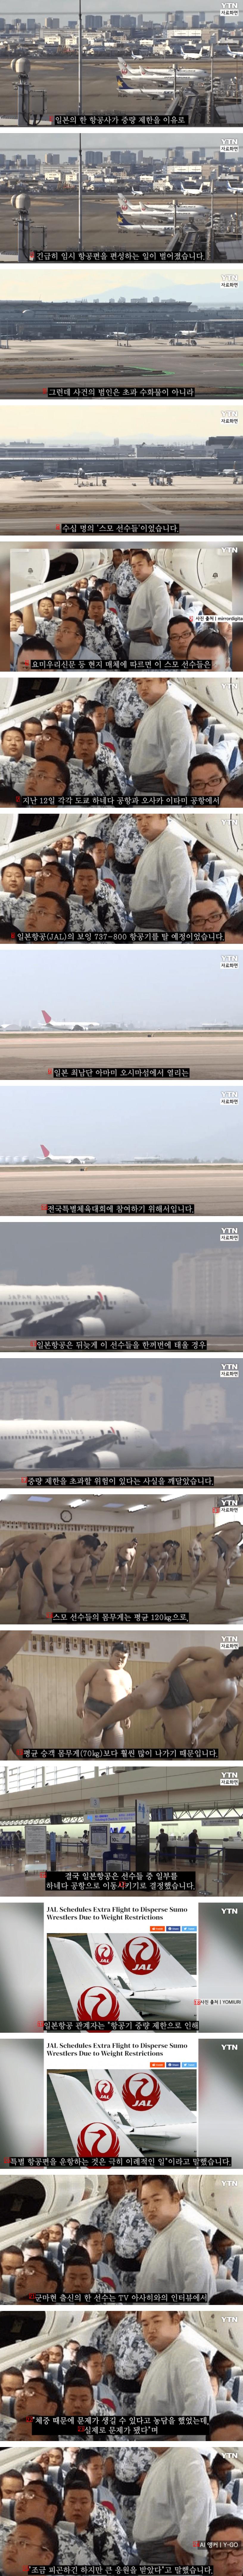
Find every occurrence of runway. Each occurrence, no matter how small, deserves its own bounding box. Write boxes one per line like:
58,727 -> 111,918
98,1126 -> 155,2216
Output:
0,472 -> 240,535
1,1033 -> 243,1080
0,336 -> 241,397
0,1161 -> 242,1212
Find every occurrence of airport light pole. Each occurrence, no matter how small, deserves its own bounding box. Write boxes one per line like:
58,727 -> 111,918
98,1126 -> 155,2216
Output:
13,55 -> 30,122
15,188 -> 30,259
78,0 -> 82,118
78,130 -> 82,251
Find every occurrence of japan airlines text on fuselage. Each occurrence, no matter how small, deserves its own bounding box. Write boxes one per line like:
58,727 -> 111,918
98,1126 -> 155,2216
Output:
0,1286 -> 150,1342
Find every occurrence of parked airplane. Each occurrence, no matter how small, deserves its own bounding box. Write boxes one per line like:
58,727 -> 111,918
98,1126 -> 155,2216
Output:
118,196 -> 173,234
117,56 -> 172,89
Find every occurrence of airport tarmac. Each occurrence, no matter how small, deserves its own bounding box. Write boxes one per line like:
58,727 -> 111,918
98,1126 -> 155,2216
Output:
67,193 -> 243,261
1,56 -> 241,126
0,471 -> 242,535
0,54 -> 80,123
0,1033 -> 243,1080
80,62 -> 243,124
1,188 -> 236,264
0,1161 -> 242,1213
0,189 -> 80,262
0,187 -> 234,264
0,186 -> 170,263
0,334 -> 241,396
77,195 -> 184,259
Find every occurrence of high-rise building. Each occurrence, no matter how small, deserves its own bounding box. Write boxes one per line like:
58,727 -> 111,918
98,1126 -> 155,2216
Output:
183,1383 -> 226,1430
172,1250 -> 243,1334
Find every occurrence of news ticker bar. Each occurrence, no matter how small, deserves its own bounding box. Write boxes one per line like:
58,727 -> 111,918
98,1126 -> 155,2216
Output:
0,1613 -> 190,1635
44,1870 -> 196,1892
11,792 -> 223,811
5,2154 -> 229,2167
28,250 -> 216,267
30,2412 -> 211,2438
6,1738 -> 220,1761
45,2018 -> 197,2035
60,520 -> 180,535
47,385 -> 194,399
0,2559 -> 208,2576
44,1203 -> 196,1217
14,2298 -> 227,2318
34,1340 -> 207,1354
18,1470 -> 214,1485
55,110 -> 231,127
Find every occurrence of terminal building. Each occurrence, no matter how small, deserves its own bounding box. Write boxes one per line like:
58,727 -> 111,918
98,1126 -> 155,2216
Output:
1,293 -> 242,343
0,432 -> 242,481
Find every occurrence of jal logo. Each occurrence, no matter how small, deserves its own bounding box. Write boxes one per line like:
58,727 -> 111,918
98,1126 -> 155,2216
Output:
122,1937 -> 160,1977
95,2076 -> 114,2102
77,1986 -> 120,2025
77,2121 -> 120,2161
122,2070 -> 161,2110
94,1941 -> 114,1968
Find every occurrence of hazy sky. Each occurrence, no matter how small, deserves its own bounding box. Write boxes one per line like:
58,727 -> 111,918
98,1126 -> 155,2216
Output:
1,395 -> 242,446
0,1351 -> 241,1455
3,133 -> 77,164
2,947 -> 243,1032
0,1080 -> 243,1160
4,1 -> 235,20
2,133 -> 230,169
0,1215 -> 241,1305
2,264 -> 240,310
1,134 -> 223,166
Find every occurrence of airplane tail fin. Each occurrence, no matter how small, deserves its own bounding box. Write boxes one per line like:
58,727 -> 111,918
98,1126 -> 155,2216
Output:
42,1010 -> 52,1026
40,1143 -> 50,1159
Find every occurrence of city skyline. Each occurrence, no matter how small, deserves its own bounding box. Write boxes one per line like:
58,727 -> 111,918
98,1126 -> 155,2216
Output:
0,1350 -> 241,1460
1,129 -> 239,165
3,1 -> 239,22
0,1215 -> 242,1322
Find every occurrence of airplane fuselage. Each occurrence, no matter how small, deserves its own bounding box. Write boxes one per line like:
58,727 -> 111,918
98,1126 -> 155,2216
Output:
0,1287 -> 149,1343
0,1418 -> 161,1474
